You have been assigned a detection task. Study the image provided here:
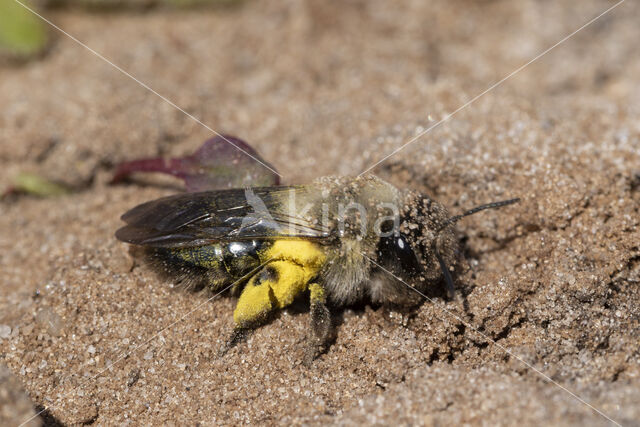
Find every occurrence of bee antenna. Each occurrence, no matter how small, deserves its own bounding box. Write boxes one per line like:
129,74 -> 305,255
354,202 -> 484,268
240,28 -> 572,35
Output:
435,249 -> 456,299
433,197 -> 520,299
437,198 -> 520,233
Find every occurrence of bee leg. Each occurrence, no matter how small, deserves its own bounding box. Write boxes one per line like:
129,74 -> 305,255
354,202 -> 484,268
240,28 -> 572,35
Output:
304,283 -> 331,366
222,261 -> 310,356
220,269 -> 276,356
219,327 -> 251,357
218,328 -> 243,356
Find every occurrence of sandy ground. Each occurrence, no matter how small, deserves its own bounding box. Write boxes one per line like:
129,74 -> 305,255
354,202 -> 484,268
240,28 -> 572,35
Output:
1,0 -> 639,425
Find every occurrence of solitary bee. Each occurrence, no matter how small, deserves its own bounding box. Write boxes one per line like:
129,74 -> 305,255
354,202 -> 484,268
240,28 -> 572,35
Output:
114,136 -> 518,363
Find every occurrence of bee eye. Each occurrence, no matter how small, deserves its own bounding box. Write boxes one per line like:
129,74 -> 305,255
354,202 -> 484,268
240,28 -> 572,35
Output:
377,234 -> 422,277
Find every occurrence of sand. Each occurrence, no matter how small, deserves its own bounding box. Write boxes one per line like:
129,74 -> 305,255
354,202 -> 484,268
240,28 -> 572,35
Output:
0,0 -> 639,425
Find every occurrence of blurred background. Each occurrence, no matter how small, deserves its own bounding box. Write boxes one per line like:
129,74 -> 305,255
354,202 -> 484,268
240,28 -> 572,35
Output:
1,0 -> 637,191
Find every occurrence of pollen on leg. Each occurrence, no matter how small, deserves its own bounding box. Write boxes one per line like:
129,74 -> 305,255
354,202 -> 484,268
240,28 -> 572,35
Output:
232,261 -> 310,327
267,261 -> 308,308
233,274 -> 277,327
309,282 -> 326,304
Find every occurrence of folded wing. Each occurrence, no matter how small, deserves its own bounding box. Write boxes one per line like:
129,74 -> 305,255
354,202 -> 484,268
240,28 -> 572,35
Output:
115,187 -> 330,248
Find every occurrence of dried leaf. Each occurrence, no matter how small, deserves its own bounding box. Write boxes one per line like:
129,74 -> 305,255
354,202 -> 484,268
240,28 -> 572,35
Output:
111,135 -> 280,192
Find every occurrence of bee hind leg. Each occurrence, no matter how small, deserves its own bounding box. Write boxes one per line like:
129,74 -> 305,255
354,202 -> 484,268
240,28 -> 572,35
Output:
304,283 -> 332,366
219,327 -> 251,357
221,260 -> 310,357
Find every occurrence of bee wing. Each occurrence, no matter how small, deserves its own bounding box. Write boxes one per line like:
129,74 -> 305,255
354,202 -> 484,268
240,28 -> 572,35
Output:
115,187 -> 330,248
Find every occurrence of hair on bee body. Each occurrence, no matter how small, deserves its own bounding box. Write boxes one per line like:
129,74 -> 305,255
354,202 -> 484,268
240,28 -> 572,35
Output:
116,173 -> 521,363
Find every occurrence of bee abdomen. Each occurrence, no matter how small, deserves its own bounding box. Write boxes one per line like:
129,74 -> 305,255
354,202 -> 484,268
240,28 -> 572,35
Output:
221,240 -> 268,277
146,240 -> 269,291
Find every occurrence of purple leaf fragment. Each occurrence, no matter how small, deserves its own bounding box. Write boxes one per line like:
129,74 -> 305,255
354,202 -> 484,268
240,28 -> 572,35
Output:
111,135 -> 280,192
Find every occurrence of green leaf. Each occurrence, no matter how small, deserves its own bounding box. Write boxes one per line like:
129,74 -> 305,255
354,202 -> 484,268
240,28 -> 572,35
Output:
9,172 -> 70,197
0,0 -> 48,58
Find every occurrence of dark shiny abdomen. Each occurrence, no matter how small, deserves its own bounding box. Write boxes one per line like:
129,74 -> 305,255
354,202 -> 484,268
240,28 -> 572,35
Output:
157,240 -> 268,279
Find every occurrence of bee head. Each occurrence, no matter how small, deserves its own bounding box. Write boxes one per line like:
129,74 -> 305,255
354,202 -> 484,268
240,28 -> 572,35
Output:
376,191 -> 519,299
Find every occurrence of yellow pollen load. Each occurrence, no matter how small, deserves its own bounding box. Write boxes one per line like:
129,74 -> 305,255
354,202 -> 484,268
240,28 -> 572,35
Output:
266,240 -> 326,269
308,282 -> 326,304
233,240 -> 326,326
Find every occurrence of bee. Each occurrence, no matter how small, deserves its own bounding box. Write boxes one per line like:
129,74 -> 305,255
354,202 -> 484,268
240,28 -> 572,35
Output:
114,136 -> 518,364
